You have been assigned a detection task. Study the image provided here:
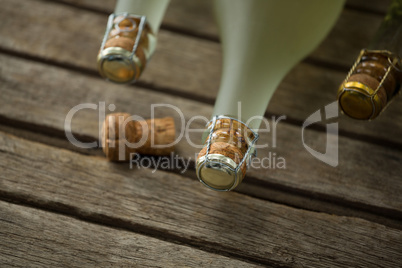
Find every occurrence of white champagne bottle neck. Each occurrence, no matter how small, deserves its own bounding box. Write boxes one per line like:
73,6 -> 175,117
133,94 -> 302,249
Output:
114,0 -> 170,33
213,0 -> 345,130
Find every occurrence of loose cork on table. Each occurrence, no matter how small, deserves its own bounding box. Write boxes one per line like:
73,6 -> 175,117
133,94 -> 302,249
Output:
101,113 -> 175,161
1,0 -> 402,267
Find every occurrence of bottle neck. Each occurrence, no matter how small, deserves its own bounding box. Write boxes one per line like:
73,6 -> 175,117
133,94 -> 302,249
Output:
114,0 -> 170,33
369,0 -> 402,57
212,0 -> 345,130
338,0 -> 402,120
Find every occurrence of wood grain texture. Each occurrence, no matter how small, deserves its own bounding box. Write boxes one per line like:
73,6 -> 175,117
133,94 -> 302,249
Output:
54,0 -> 390,39
0,132 -> 401,267
346,0 -> 392,14
0,53 -> 401,217
51,0 -> 390,67
0,201 -> 261,268
0,0 -> 400,147
0,1 -> 399,267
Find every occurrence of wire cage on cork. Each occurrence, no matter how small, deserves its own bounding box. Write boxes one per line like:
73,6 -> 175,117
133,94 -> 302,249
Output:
196,115 -> 259,191
338,49 -> 402,120
97,13 -> 155,84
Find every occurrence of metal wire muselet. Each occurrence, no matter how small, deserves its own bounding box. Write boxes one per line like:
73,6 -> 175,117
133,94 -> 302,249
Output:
97,13 -> 156,84
196,115 -> 259,191
338,49 -> 402,120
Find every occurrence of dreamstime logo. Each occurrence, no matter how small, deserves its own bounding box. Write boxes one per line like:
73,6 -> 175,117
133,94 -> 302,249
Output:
64,101 -> 338,169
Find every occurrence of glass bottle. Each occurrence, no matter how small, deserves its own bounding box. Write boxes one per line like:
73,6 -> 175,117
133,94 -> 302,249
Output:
338,0 -> 402,120
97,0 -> 170,84
196,0 -> 345,191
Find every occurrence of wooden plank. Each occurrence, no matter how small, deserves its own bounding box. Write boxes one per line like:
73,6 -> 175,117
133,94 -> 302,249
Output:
1,124 -> 400,231
0,0 -> 400,147
0,0 -> 221,100
164,0 -> 217,38
54,0 -> 116,13
346,0 -> 392,14
311,8 -> 384,68
55,0 -> 219,38
0,53 -> 401,217
0,201 -> 260,267
53,0 -> 389,66
1,132 -> 402,267
54,0 -> 390,41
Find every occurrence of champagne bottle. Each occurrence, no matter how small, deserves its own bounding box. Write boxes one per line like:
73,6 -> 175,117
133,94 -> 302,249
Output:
97,0 -> 170,84
338,0 -> 402,120
196,0 -> 345,191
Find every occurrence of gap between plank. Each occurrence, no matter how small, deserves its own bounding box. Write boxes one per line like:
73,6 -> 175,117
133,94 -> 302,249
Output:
0,121 -> 401,231
1,47 -> 401,153
0,190 -> 284,268
344,3 -> 389,16
40,0 -> 387,37
38,0 -> 385,57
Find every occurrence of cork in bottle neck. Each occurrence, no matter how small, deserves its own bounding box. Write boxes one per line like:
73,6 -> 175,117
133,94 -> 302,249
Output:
338,50 -> 401,120
97,13 -> 156,84
196,116 -> 258,191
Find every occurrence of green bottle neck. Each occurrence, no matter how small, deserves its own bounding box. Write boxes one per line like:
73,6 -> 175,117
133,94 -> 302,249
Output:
369,0 -> 402,57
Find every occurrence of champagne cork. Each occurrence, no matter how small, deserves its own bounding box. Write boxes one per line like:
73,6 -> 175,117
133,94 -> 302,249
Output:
197,142 -> 247,177
348,73 -> 388,107
97,13 -> 155,84
196,117 -> 257,191
101,113 -> 175,161
104,36 -> 135,52
355,57 -> 397,97
210,128 -> 250,156
338,50 -> 401,120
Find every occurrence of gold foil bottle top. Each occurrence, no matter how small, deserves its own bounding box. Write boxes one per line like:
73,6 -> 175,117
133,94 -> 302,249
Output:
97,13 -> 156,84
338,73 -> 387,120
338,50 -> 401,120
196,116 -> 258,191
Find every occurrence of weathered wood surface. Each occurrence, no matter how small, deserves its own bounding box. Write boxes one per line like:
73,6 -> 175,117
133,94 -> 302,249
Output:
55,0 -> 218,38
0,0 -> 401,266
0,0 -> 401,147
346,0 -> 392,14
53,0 -> 390,67
1,132 -> 401,267
0,201 -> 261,268
55,0 -> 391,40
1,53 -> 401,219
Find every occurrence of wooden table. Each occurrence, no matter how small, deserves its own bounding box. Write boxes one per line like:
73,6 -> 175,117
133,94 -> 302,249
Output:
1,0 -> 401,267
